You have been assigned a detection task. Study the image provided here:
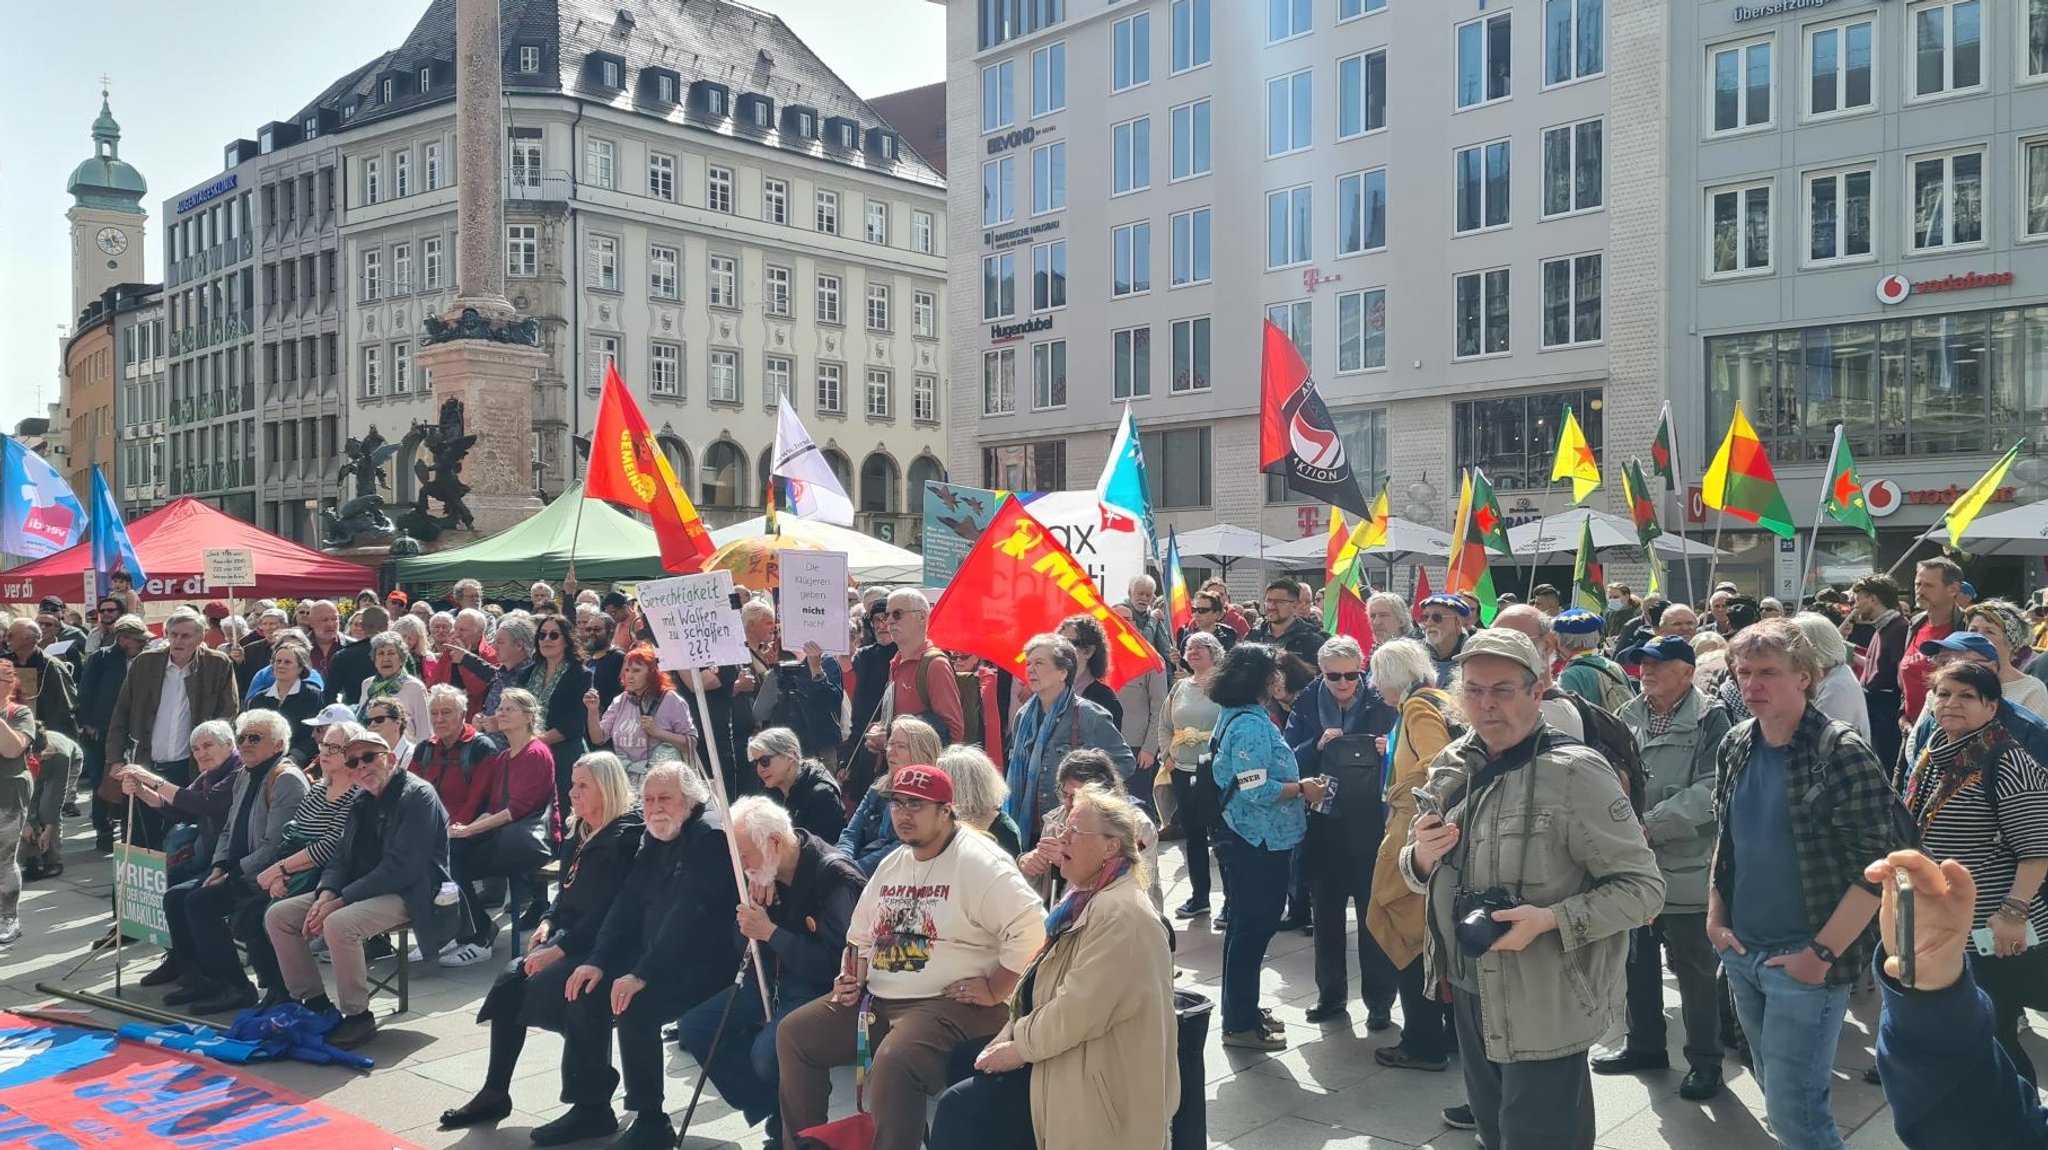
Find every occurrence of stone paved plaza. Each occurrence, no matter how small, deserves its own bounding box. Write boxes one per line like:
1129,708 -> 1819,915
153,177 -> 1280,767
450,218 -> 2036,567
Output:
3,823 -> 2003,1150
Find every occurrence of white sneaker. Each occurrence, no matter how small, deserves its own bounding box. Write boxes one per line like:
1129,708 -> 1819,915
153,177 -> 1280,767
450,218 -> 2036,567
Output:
0,917 -> 19,944
437,942 -> 493,968
407,944 -> 425,963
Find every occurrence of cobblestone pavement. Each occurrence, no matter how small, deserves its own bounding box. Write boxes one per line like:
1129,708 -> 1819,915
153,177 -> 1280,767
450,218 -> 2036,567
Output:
4,823 -> 2008,1149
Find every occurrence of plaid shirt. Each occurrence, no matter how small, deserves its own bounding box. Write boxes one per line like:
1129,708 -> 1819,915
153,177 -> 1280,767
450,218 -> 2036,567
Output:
1712,704 -> 1911,986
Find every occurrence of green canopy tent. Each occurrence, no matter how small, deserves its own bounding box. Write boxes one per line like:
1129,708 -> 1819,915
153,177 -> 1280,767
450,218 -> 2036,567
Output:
392,481 -> 663,596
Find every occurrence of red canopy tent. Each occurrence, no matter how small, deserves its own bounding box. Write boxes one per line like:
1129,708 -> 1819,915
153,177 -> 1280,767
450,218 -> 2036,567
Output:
0,498 -> 379,606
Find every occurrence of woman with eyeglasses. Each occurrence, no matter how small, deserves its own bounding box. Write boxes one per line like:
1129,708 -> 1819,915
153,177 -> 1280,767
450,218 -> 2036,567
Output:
583,644 -> 696,790
836,716 -> 939,875
747,726 -> 845,842
359,631 -> 431,744
441,688 -> 560,967
1005,635 -> 1136,857
245,640 -> 323,766
523,617 -> 592,837
1164,632 -> 1227,919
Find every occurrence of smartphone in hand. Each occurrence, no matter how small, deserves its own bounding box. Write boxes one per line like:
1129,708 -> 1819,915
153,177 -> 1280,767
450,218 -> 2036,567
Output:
1894,867 -> 1917,988
1411,787 -> 1442,820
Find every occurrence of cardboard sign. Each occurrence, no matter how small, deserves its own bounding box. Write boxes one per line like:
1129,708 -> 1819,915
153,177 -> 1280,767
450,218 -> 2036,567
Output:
637,570 -> 745,669
82,570 -> 97,609
202,548 -> 254,590
113,844 -> 170,948
780,550 -> 850,656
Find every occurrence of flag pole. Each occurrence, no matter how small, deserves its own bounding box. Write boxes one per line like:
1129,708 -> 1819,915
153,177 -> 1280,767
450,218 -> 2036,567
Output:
1881,521 -> 1946,581
686,669 -> 775,1018
1524,484 -> 1549,600
1801,425 -> 1843,604
1705,509 -> 1728,599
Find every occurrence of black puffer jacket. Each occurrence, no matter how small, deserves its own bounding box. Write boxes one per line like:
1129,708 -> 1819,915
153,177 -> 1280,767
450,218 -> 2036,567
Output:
543,810 -> 647,960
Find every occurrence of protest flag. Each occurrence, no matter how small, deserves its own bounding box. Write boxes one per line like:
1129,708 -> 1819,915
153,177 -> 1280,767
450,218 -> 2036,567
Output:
1702,401 -> 1796,538
586,362 -> 716,572
1258,320 -> 1371,517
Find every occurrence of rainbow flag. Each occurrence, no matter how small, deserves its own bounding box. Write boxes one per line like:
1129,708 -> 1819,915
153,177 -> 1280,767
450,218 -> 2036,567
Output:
1163,527 -> 1193,635
1702,402 -> 1795,538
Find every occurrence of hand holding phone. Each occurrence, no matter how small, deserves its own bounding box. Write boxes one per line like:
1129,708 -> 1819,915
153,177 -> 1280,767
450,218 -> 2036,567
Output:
1411,787 -> 1442,819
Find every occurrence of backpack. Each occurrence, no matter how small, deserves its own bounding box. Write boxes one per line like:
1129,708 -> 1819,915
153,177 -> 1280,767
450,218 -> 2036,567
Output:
1582,658 -> 1636,716
891,650 -> 959,744
1180,711 -> 1255,830
1559,691 -> 1650,817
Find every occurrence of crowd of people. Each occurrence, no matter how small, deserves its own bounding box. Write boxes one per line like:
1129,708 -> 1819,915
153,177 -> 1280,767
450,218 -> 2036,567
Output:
0,557 -> 2044,1149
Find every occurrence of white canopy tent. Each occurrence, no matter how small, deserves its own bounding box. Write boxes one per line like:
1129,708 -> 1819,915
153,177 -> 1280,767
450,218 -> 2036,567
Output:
1266,517 -> 1455,568
709,515 -> 925,584
1172,523 -> 1288,560
1506,508 -> 1725,563
1927,500 -> 2048,556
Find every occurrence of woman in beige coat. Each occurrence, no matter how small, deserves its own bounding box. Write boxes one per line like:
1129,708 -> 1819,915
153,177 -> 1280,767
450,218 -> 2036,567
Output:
931,783 -> 1179,1150
1364,638 -> 1460,1071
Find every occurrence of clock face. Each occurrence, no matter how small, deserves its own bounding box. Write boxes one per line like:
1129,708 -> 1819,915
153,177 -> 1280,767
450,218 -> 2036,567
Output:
96,227 -> 128,256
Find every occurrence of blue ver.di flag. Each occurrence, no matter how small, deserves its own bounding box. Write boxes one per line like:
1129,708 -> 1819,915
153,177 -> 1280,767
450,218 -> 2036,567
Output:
89,464 -> 146,599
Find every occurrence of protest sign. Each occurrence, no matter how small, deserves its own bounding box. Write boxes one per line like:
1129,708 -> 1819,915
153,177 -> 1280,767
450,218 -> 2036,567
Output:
201,548 -> 254,591
780,550 -> 850,655
112,844 -> 170,948
922,481 -> 1004,585
637,570 -> 745,669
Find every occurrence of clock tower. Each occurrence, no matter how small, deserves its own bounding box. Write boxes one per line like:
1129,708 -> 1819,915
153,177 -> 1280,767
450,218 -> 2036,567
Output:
66,88 -> 147,317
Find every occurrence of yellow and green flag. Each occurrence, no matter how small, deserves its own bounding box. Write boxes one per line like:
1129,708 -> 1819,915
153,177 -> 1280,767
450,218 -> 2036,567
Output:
1947,439 -> 2027,548
1551,406 -> 1601,504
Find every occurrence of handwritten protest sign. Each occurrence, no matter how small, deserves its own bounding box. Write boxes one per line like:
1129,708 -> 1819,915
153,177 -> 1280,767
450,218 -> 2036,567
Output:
637,570 -> 745,669
780,551 -> 849,655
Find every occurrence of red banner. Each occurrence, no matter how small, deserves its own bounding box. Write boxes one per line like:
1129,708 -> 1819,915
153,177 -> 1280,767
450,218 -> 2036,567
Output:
929,499 -> 1163,691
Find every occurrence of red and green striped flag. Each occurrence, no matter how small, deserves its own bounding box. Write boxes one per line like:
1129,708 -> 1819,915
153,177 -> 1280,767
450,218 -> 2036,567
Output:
1703,402 -> 1796,539
1650,403 -> 1677,492
1622,458 -> 1664,596
1821,425 -> 1876,540
1445,470 -> 1504,624
1572,517 -> 1605,612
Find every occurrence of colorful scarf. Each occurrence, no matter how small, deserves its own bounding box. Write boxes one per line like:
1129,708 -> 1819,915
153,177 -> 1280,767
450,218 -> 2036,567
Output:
1004,690 -> 1072,843
1907,720 -> 2014,829
1012,858 -> 1132,1020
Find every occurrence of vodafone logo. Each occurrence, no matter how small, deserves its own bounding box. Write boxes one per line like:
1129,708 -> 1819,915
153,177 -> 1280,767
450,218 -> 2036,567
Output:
1866,479 -> 1901,518
1876,275 -> 1913,306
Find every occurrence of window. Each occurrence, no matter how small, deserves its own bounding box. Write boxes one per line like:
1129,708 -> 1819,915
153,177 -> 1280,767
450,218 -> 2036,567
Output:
586,137 -> 615,188
1911,148 -> 1985,249
1032,42 -> 1066,115
982,60 -> 1015,133
587,234 -> 619,291
2026,138 -> 2048,237
1337,170 -> 1387,255
1267,300 -> 1312,360
518,45 -> 541,73
867,283 -> 892,331
1171,0 -> 1211,72
819,273 -> 844,323
766,356 -> 792,408
1710,38 -> 1774,132
766,265 -> 791,316
1455,141 -> 1512,233
709,349 -> 739,404
1709,182 -> 1774,275
383,78 -> 395,104
1541,254 -> 1603,348
1339,51 -> 1387,139
706,86 -> 730,117
1144,427 -> 1211,508
912,210 -> 935,254
509,129 -> 542,189
1266,185 -> 1312,269
984,348 -> 1016,415
1113,12 -> 1151,91
658,75 -> 679,103
1113,222 -> 1151,296
983,254 -> 1017,319
1342,0 -> 1384,15
1269,0 -> 1310,42
818,363 -> 845,414
763,178 -> 788,224
506,225 -> 537,277
364,157 -> 381,204
1032,340 -> 1067,409
392,342 -> 412,393
424,142 -> 443,190
1807,18 -> 1874,116
650,342 -> 681,397
707,165 -> 734,213
361,345 -> 381,397
1114,326 -> 1152,399
1338,289 -> 1388,372
392,242 -> 412,293
867,201 -> 890,243
1111,118 -> 1150,195
360,248 -> 381,300
1171,317 -> 1211,392
1266,71 -> 1312,157
708,254 -> 738,307
1806,167 -> 1874,263
1456,389 -> 1603,488
1910,0 -> 1981,98
1032,142 -> 1067,214
1544,0 -> 1603,86
649,153 -> 675,201
810,190 -> 840,236
394,150 -> 412,197
1542,119 -> 1604,217
1171,208 -> 1212,286
914,373 -> 937,422
1033,241 -> 1067,310
913,290 -> 937,337
422,236 -> 445,289
1454,269 -> 1512,357
866,369 -> 892,418
1171,100 -> 1211,180
649,244 -> 680,299
1457,13 -> 1513,108
601,60 -> 621,88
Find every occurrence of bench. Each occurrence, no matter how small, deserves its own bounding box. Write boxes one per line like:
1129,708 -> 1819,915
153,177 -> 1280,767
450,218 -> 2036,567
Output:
366,926 -> 411,1015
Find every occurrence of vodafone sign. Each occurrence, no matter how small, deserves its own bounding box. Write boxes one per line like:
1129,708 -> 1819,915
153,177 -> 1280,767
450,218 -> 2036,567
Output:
1876,270 -> 2015,306
1865,479 -> 1901,518
1875,275 -> 1912,306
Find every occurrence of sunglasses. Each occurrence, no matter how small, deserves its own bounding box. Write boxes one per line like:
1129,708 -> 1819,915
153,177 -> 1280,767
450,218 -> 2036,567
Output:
344,752 -> 384,769
1422,612 -> 1457,623
750,755 -> 775,769
1323,670 -> 1363,682
886,608 -> 923,620
1192,605 -> 1217,614
368,714 -> 399,725
236,733 -> 266,745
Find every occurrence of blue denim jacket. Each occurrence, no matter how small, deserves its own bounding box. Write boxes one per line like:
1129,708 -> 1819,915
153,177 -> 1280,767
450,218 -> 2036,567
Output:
1210,703 -> 1305,850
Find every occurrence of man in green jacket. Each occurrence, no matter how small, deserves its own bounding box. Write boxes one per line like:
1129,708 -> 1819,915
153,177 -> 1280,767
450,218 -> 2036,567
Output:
1600,636 -> 1733,1100
1402,629 -> 1664,1150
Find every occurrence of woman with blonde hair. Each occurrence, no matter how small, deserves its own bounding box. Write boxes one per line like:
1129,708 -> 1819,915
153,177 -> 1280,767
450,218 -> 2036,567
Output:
939,744 -> 1022,856
1364,637 -> 1460,1071
835,716 -> 942,875
1792,611 -> 1872,739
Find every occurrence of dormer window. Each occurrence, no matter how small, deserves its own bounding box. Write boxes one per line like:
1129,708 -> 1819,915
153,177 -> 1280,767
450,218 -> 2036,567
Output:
518,45 -> 541,73
658,74 -> 677,102
418,67 -> 431,93
784,106 -> 818,139
382,78 -> 394,103
880,134 -> 898,160
829,120 -> 858,149
741,94 -> 773,128
601,60 -> 621,88
707,88 -> 728,116
303,117 -> 318,139
344,102 -> 358,120
258,128 -> 274,155
231,143 -> 245,167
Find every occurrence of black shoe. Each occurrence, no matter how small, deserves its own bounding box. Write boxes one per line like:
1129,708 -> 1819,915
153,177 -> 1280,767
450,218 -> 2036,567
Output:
327,1010 -> 378,1049
138,956 -> 184,988
163,980 -> 219,1007
662,1022 -> 683,1044
190,983 -> 260,1015
302,993 -> 337,1016
1590,1049 -> 1670,1075
1173,898 -> 1210,919
1365,1006 -> 1393,1032
440,1088 -> 514,1130
94,831 -> 114,854
1375,1045 -> 1449,1072
1679,1065 -> 1725,1101
362,935 -> 395,961
61,801 -> 80,818
1304,1002 -> 1349,1024
1862,1064 -> 1881,1085
1215,906 -> 1231,928
258,986 -> 292,1010
531,1104 -> 620,1146
608,1113 -> 673,1150
1277,914 -> 1309,932
1442,1104 -> 1476,1130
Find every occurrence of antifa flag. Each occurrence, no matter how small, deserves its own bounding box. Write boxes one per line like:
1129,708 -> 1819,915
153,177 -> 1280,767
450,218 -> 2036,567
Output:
1258,320 -> 1371,519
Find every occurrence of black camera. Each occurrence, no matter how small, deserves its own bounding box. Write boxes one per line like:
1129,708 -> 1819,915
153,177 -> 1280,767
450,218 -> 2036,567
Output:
775,660 -> 805,695
1453,887 -> 1524,956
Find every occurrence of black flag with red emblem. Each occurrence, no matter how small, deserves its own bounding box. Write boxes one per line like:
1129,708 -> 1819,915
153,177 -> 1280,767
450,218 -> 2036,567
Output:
1258,320 -> 1371,518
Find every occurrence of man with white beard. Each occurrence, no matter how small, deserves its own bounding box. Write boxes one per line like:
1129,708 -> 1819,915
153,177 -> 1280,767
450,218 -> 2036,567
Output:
676,797 -> 866,1148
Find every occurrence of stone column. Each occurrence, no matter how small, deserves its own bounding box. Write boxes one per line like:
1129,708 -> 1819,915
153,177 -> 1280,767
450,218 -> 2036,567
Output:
451,0 -> 511,317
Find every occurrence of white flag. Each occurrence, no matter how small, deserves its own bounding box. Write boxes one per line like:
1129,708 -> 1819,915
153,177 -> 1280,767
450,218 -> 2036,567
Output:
772,405 -> 855,526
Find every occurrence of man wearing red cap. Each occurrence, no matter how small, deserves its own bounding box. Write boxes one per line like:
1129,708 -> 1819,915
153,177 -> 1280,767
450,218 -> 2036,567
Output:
777,763 -> 1044,1150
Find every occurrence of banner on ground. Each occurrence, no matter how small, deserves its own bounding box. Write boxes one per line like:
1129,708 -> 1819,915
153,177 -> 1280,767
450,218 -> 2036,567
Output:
112,844 -> 169,948
921,481 -> 1004,585
780,551 -> 850,655
637,571 -> 745,669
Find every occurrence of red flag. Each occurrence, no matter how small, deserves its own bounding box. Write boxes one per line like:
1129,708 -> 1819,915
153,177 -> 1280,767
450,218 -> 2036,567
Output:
1335,584 -> 1374,664
586,363 -> 716,573
1258,320 -> 1372,518
929,497 -> 1164,691
1410,566 -> 1432,620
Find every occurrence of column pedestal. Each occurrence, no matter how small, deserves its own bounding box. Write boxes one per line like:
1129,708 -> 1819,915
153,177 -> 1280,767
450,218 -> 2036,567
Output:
414,336 -> 547,540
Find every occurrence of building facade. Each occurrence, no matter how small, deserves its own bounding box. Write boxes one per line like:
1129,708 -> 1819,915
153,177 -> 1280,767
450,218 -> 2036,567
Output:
157,164 -> 261,527
63,91 -> 151,505
67,92 -> 149,320
113,289 -> 168,520
62,301 -> 116,503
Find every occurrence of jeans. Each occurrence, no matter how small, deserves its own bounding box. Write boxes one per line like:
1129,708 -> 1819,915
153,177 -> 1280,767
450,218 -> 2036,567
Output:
1721,945 -> 1851,1150
1170,773 -> 1211,904
1213,829 -> 1291,1034
1621,914 -> 1723,1068
677,980 -> 823,1127
930,1065 -> 1034,1150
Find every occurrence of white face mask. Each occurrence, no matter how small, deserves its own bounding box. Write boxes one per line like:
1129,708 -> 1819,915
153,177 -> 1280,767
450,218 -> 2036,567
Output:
1607,598 -> 1624,610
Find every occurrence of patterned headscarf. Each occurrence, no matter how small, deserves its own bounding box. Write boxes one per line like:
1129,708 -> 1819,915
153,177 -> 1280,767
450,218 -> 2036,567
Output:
1969,599 -> 2032,665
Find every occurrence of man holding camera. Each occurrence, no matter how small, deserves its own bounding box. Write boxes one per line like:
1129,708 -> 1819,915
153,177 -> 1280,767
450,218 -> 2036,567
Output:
1401,630 -> 1663,1150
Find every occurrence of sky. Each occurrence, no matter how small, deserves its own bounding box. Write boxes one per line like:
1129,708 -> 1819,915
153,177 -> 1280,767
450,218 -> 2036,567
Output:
0,0 -> 946,433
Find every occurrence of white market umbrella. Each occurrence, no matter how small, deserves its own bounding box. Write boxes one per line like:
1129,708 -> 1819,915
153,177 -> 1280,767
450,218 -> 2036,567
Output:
709,514 -> 924,584
1267,517 -> 1454,568
1507,508 -> 1724,564
1928,498 -> 2048,556
1173,523 -> 1288,561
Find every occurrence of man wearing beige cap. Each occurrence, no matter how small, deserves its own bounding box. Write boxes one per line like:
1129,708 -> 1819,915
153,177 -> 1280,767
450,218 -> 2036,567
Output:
1401,628 -> 1663,1150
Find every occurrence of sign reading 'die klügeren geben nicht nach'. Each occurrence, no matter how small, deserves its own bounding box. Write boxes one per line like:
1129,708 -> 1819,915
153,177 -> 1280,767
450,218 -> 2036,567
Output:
779,550 -> 850,656
638,570 -> 746,670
